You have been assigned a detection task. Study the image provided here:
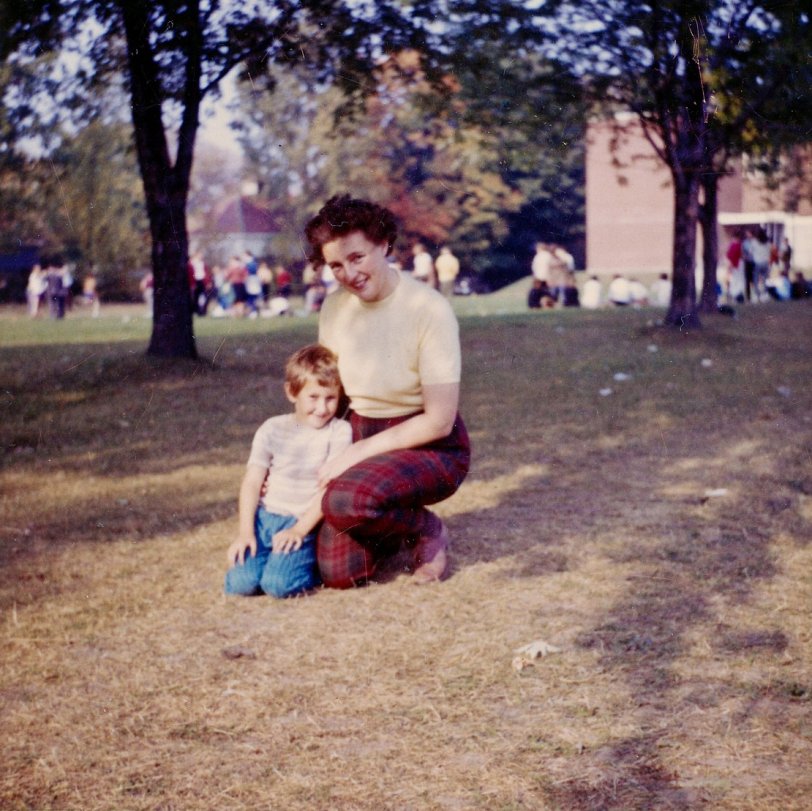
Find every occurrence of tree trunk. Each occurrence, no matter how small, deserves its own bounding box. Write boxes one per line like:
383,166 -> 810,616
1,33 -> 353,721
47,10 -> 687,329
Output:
698,171 -> 719,313
147,198 -> 196,358
122,0 -> 198,359
665,173 -> 701,329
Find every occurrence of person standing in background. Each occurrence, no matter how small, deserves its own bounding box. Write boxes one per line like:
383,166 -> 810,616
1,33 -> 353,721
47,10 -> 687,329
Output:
189,251 -> 211,316
411,243 -> 436,287
750,228 -> 771,302
780,237 -> 792,274
435,246 -> 460,298
531,242 -> 552,286
26,264 -> 46,318
46,258 -> 67,319
82,271 -> 101,317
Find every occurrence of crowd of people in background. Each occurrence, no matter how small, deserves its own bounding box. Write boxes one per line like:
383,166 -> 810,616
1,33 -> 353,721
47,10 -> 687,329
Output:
724,229 -> 808,304
527,229 -> 809,311
162,241 -> 463,320
25,257 -> 86,319
24,228 -> 809,320
180,250 -> 303,319
561,272 -> 669,310
21,240 -> 466,321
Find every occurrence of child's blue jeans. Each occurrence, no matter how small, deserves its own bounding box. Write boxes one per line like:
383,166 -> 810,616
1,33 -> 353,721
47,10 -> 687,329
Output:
224,507 -> 321,598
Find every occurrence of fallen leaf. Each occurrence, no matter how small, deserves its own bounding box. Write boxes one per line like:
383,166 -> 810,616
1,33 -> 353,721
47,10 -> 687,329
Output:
222,646 -> 256,660
512,639 -> 562,670
515,639 -> 562,658
703,488 -> 728,498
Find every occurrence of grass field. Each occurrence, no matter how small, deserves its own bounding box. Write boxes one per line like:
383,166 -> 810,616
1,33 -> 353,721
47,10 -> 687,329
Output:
2,285 -> 811,810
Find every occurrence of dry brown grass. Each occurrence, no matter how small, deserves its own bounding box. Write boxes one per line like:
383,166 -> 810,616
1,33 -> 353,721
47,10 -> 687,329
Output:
2,299 -> 811,810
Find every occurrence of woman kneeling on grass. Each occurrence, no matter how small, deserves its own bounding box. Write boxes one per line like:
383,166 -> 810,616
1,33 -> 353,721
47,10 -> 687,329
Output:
306,195 -> 471,588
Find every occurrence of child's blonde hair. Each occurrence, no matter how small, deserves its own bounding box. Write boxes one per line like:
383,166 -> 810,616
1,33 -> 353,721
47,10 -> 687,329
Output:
285,344 -> 342,396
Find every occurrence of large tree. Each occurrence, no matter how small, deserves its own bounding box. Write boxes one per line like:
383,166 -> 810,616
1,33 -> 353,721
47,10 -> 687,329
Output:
1,0 -> 434,357
695,5 -> 812,312
533,0 -> 811,327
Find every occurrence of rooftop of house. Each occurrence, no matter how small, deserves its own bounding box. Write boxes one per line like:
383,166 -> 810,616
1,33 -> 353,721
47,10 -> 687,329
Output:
214,196 -> 282,234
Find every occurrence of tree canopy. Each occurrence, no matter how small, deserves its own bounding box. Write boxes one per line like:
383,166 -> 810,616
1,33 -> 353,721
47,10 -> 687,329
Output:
1,0 -> 437,357
2,0 -> 807,340
232,31 -> 586,283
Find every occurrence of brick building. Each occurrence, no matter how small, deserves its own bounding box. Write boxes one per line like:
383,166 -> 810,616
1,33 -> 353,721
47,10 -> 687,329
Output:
585,115 -> 812,276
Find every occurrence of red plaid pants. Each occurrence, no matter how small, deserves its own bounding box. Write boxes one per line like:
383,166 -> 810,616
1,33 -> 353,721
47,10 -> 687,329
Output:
317,412 -> 471,589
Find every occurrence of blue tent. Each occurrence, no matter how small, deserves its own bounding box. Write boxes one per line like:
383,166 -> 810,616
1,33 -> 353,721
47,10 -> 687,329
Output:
0,246 -> 40,302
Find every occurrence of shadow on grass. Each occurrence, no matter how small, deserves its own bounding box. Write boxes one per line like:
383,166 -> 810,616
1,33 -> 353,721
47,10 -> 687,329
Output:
2,305 -> 811,808
447,307 -> 811,808
546,733 -> 702,810
0,333 -> 314,477
525,430 -> 806,808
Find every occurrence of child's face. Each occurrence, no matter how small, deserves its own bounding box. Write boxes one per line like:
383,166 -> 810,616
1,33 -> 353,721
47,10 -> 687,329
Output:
286,378 -> 340,429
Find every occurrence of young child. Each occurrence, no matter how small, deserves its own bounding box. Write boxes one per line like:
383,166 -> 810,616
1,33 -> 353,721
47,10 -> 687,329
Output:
224,344 -> 352,598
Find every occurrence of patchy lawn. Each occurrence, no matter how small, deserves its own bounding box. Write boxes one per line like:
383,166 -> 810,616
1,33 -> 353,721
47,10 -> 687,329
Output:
2,297 -> 811,810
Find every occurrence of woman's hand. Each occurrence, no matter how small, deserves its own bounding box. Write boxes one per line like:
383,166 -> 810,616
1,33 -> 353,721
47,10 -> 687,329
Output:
318,442 -> 367,488
317,384 -> 460,488
272,527 -> 305,553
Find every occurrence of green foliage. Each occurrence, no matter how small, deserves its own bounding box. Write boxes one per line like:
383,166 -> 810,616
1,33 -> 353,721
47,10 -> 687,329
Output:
448,38 -> 586,279
47,119 -> 150,295
0,62 -> 149,298
1,0 -> 444,356
235,42 -> 586,282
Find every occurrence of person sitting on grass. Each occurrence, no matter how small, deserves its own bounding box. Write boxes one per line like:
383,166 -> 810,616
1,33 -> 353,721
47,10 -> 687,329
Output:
528,278 -> 555,309
305,195 -> 471,588
790,271 -> 811,300
224,344 -> 352,598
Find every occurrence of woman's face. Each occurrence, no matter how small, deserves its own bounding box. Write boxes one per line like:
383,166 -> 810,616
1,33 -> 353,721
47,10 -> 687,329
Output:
321,231 -> 397,303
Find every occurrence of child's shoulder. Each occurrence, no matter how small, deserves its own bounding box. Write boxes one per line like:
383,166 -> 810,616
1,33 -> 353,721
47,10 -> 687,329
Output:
259,412 -> 294,428
327,416 -> 352,441
254,412 -> 295,437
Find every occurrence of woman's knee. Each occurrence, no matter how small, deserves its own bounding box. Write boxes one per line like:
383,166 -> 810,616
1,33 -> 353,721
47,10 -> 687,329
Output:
318,552 -> 373,590
321,478 -> 376,531
319,566 -> 362,590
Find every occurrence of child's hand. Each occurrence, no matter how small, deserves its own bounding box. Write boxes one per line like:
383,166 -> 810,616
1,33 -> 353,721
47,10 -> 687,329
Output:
272,528 -> 304,554
227,535 -> 256,567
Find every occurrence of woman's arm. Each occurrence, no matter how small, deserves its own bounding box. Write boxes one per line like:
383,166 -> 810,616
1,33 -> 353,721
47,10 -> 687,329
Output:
318,381 -> 459,486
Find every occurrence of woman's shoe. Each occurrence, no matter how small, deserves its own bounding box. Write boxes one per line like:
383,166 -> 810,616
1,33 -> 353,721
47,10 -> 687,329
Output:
412,521 -> 450,584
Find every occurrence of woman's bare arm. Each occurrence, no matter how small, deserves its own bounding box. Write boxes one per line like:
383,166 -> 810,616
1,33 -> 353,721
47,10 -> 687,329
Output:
318,382 -> 459,486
